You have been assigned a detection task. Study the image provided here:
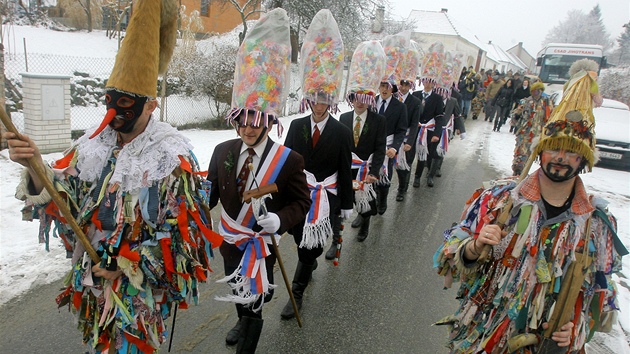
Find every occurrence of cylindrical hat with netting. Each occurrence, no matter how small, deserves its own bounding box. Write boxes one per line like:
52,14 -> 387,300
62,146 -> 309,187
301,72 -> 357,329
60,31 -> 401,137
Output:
227,8 -> 291,131
299,9 -> 344,112
346,40 -> 386,108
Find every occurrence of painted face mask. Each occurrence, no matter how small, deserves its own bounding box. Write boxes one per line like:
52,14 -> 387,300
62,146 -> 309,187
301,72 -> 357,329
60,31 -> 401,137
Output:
89,90 -> 148,138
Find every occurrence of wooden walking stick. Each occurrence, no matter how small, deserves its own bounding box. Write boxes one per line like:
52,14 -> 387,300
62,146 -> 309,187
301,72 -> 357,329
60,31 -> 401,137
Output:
244,181 -> 303,328
0,107 -> 101,263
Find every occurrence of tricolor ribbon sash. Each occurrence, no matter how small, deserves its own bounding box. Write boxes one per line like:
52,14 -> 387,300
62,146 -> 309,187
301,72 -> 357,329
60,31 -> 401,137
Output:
437,128 -> 449,157
301,171 -> 338,249
416,118 -> 435,161
395,128 -> 411,171
377,135 -> 394,186
216,210 -> 275,311
215,142 -> 290,309
351,152 -> 377,214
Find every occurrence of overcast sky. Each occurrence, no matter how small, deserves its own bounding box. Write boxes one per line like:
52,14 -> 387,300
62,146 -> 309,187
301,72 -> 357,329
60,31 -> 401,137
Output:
388,0 -> 629,56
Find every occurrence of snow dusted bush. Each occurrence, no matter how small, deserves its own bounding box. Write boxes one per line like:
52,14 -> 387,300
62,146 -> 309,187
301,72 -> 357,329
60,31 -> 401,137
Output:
600,66 -> 630,106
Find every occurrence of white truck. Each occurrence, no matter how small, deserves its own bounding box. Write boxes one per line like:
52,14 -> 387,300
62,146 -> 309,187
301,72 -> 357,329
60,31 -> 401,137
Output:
536,43 -> 606,92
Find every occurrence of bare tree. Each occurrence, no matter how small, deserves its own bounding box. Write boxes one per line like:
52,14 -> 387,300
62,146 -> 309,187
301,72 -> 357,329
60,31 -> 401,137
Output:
214,0 -> 264,44
58,0 -> 103,31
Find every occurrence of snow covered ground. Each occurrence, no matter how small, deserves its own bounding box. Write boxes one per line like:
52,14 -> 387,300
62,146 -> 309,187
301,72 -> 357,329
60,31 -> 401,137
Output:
0,24 -> 628,351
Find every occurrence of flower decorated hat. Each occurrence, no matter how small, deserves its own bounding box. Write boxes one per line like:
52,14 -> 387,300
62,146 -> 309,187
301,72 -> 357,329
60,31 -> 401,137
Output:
227,8 -> 291,133
532,68 -> 599,170
381,32 -> 410,91
346,40 -> 386,108
401,39 -> 422,89
299,9 -> 344,112
420,41 -> 445,88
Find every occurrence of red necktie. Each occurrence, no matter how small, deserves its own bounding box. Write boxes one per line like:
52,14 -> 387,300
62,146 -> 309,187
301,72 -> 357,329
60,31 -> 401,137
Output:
312,125 -> 320,147
236,148 -> 255,198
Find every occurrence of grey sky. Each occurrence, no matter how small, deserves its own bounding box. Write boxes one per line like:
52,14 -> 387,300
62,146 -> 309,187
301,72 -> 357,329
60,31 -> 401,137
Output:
388,0 -> 629,56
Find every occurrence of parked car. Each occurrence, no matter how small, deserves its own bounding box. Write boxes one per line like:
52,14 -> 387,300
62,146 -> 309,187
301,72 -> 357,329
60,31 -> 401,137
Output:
593,99 -> 630,171
549,92 -> 630,171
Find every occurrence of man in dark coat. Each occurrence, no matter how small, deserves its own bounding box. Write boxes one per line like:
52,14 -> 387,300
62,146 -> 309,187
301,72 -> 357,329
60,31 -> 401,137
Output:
373,81 -> 407,213
394,79 -> 422,201
282,101 -> 354,319
336,93 -> 387,243
412,79 -> 445,187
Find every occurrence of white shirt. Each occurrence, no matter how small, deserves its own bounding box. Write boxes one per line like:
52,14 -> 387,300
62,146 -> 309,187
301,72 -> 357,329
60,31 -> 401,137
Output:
378,96 -> 392,113
422,90 -> 432,100
400,92 -> 409,102
238,137 -> 267,192
310,113 -> 330,136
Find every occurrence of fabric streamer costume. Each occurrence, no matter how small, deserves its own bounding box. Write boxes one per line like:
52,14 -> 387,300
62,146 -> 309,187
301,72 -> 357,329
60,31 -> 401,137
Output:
11,0 -> 222,352
433,66 -> 625,354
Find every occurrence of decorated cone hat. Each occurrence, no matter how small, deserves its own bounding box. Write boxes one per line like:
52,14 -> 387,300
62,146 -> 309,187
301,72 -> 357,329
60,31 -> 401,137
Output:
227,8 -> 291,134
381,32 -> 409,93
401,39 -> 421,89
299,9 -> 344,112
421,41 -> 445,89
532,68 -> 599,170
346,40 -> 386,108
91,0 -> 178,139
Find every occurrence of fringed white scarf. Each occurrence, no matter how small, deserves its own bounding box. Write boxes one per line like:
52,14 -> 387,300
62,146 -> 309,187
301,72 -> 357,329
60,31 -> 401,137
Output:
300,171 -> 338,249
351,153 -> 377,214
416,118 -> 435,162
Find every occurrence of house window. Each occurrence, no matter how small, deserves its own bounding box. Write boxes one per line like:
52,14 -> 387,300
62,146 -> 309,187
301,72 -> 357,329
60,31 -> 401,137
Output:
201,0 -> 209,16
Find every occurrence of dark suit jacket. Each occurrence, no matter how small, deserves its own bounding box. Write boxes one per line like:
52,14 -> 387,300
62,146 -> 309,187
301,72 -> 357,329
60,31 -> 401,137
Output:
207,138 -> 311,235
444,97 -> 465,136
340,110 -> 387,178
283,115 -> 354,211
414,90 -> 445,139
375,95 -> 407,152
402,93 -> 422,157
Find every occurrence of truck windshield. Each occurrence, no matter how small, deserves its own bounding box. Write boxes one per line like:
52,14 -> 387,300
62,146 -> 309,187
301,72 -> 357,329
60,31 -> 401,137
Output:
539,54 -> 602,84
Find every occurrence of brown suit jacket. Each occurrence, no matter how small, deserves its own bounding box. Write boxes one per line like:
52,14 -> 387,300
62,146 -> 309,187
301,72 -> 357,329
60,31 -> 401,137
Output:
207,138 -> 311,236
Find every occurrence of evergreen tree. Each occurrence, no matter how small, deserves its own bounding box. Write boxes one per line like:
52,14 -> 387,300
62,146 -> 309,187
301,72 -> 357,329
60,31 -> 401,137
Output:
614,22 -> 630,64
542,5 -> 611,51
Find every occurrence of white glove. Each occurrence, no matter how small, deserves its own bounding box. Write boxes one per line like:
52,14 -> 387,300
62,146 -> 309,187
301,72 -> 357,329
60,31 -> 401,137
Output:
340,209 -> 353,220
258,212 -> 280,234
460,132 -> 466,140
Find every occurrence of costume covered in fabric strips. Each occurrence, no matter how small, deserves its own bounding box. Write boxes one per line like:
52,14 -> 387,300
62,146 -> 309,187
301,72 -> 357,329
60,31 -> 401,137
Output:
18,120 -> 218,353
433,172 -> 622,353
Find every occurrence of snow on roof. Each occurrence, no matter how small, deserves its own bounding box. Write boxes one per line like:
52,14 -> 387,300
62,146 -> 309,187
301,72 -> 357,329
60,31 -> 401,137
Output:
407,10 -> 487,50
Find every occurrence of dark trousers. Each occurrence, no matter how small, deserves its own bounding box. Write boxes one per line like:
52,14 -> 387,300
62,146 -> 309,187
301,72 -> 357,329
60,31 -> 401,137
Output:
415,140 -> 439,176
289,193 -> 341,265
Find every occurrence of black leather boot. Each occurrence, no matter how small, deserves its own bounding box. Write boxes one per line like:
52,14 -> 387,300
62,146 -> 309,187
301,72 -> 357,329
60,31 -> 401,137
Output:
377,186 -> 388,215
427,158 -> 442,187
351,214 -> 363,228
396,170 -> 409,201
325,235 -> 340,260
357,216 -> 370,242
236,316 -> 264,354
281,261 -> 314,320
413,161 -> 425,188
226,304 -> 244,345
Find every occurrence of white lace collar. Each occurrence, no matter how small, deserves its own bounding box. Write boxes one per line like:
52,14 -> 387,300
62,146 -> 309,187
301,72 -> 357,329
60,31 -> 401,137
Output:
75,119 -> 193,193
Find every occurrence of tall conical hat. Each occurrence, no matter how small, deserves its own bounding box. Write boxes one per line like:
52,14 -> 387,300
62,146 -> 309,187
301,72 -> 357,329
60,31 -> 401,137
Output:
401,39 -> 421,86
381,32 -> 409,86
421,41 -> 445,86
90,0 -> 177,139
106,0 -> 178,97
299,9 -> 344,110
346,40 -> 386,107
226,8 -> 291,131
532,70 -> 598,170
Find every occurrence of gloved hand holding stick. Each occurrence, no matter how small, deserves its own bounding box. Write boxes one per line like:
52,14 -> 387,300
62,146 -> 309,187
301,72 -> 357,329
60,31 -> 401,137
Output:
0,107 -> 101,263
